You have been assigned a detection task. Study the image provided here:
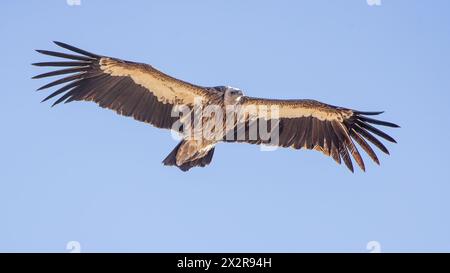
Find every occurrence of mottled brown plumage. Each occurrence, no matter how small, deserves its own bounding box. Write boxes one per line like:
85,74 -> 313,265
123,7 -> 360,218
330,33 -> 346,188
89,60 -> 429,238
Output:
33,42 -> 399,172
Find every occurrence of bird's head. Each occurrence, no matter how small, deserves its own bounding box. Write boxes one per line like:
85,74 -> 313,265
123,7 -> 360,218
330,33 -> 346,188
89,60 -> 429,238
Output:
223,86 -> 244,105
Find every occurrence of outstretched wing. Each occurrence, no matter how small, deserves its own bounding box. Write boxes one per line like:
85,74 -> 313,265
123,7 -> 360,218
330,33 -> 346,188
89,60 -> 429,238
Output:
33,41 -> 214,129
225,97 -> 399,172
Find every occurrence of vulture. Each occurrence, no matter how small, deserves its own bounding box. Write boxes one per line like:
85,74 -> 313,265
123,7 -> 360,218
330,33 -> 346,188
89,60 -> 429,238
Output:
33,42 -> 399,172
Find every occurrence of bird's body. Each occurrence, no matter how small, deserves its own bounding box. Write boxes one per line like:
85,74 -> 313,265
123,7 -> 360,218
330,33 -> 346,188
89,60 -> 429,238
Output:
33,42 -> 399,172
164,85 -> 244,170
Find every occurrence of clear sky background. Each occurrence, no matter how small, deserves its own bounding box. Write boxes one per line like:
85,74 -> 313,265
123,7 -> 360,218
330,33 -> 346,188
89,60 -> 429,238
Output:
1,0 -> 449,252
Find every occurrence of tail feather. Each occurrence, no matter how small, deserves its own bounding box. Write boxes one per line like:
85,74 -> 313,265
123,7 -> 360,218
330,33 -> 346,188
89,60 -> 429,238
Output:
162,142 -> 183,167
162,141 -> 215,172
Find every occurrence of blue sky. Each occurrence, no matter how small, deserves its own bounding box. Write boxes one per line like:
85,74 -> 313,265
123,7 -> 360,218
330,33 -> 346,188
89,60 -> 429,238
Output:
1,0 -> 450,252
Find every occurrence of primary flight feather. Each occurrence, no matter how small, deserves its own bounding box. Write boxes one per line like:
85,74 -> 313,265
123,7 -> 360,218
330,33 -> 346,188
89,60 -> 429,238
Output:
33,41 -> 399,172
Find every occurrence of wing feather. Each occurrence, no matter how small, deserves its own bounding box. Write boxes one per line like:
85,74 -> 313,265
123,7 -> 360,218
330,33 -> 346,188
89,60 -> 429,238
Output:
33,42 -> 215,130
224,97 -> 398,172
349,128 -> 380,165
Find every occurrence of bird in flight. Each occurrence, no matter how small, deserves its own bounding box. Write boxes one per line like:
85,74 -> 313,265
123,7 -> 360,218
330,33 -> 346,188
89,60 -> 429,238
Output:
33,42 -> 399,172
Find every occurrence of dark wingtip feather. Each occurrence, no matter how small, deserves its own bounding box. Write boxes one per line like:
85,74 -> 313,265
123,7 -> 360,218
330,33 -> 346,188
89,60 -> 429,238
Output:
41,96 -> 56,105
53,41 -> 65,46
53,41 -> 99,58
32,62 -> 45,66
354,110 -> 385,116
348,165 -> 355,173
349,128 -> 380,166
340,151 -> 354,172
32,67 -> 90,80
353,125 -> 391,155
358,116 -> 400,128
36,73 -> 84,91
35,49 -> 94,61
32,61 -> 89,67
356,121 -> 397,143
51,91 -> 73,107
